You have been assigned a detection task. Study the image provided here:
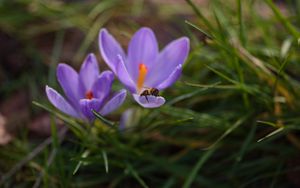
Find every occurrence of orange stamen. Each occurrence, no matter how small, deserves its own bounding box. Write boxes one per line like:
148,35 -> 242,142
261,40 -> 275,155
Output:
137,63 -> 148,92
85,91 -> 94,100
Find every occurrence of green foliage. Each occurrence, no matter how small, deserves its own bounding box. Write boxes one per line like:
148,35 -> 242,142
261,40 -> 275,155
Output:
1,0 -> 300,187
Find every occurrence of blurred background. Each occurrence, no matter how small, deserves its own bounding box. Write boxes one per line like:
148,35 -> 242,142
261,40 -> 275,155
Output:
1,0 -> 300,187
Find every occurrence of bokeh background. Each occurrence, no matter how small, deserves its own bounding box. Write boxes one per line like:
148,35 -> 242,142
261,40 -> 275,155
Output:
1,0 -> 300,187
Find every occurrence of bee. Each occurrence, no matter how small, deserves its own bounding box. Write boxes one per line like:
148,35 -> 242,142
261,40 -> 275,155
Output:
140,88 -> 159,102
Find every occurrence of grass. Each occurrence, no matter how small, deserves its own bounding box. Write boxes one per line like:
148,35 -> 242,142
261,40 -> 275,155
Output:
1,0 -> 300,187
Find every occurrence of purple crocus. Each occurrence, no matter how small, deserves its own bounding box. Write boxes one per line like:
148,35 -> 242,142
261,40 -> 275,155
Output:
99,27 -> 189,108
45,53 -> 126,121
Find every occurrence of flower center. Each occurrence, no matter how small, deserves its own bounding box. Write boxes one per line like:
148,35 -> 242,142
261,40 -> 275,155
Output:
85,90 -> 94,100
137,63 -> 148,93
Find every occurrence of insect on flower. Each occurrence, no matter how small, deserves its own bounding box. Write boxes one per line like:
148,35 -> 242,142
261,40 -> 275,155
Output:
140,87 -> 159,102
99,27 -> 189,108
45,53 -> 126,121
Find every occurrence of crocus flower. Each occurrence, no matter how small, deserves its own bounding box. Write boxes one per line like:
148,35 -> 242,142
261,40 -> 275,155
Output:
99,27 -> 189,108
45,53 -> 126,121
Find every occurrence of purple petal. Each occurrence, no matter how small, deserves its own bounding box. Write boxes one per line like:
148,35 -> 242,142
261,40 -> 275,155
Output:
57,64 -> 81,107
156,64 -> 182,90
145,37 -> 189,87
119,108 -> 134,131
99,29 -> 126,74
132,94 -> 165,108
92,70 -> 114,103
79,53 -> 99,91
79,98 -> 102,121
45,86 -> 80,118
127,27 -> 158,81
116,55 -> 136,93
99,89 -> 127,116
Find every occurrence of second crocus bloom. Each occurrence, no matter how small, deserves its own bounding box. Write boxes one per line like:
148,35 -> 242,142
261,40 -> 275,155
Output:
45,53 -> 126,121
99,27 -> 189,108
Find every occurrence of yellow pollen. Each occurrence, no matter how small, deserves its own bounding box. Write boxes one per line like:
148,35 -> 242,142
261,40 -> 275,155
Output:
137,63 -> 148,93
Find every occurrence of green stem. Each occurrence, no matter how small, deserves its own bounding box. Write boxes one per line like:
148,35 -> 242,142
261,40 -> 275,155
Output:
265,0 -> 300,38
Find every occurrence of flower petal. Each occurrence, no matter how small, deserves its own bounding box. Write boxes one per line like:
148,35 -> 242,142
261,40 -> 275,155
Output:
156,64 -> 182,90
119,108 -> 136,131
116,55 -> 136,93
92,70 -> 114,103
45,86 -> 79,118
146,37 -> 189,87
79,98 -> 102,121
57,63 -> 81,107
99,29 -> 126,74
119,108 -> 132,131
132,94 -> 165,108
127,27 -> 158,81
99,89 -> 127,116
79,53 -> 99,91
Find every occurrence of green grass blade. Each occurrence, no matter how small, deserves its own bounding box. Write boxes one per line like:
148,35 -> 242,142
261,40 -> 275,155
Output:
257,127 -> 285,143
125,163 -> 149,188
237,0 -> 246,46
185,0 -> 213,30
265,0 -> 300,38
92,110 -> 116,127
183,147 -> 216,188
204,114 -> 250,150
73,150 -> 90,175
185,20 -> 213,39
32,101 -> 86,139
102,150 -> 109,173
